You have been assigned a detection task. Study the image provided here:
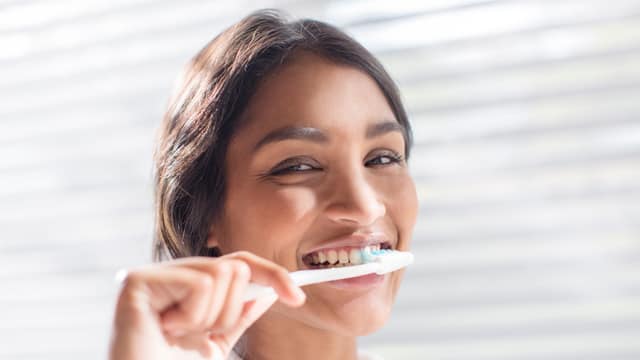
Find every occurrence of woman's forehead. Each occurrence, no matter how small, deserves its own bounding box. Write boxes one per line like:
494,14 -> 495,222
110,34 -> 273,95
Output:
235,52 -> 397,145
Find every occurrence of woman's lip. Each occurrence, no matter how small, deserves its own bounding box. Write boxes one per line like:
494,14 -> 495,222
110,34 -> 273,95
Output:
322,273 -> 385,289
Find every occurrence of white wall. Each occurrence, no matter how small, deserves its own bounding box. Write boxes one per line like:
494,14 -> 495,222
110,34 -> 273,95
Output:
1,0 -> 640,359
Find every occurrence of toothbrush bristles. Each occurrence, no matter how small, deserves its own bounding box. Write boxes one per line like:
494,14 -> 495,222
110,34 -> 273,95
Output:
361,247 -> 392,263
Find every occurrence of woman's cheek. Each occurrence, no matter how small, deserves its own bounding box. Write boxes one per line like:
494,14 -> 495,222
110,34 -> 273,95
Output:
271,186 -> 320,224
238,186 -> 319,248
402,175 -> 419,227
385,174 -> 418,250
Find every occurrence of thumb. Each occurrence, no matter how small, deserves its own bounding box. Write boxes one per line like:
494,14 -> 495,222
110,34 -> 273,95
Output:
208,293 -> 279,354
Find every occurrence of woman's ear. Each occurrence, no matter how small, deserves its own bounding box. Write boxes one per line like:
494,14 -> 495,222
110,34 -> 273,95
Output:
207,213 -> 225,245
206,222 -> 224,257
206,223 -> 221,249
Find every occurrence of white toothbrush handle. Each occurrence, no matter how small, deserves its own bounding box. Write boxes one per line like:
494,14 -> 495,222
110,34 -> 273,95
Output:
242,283 -> 276,302
241,263 -> 379,302
289,263 -> 379,286
241,251 -> 414,303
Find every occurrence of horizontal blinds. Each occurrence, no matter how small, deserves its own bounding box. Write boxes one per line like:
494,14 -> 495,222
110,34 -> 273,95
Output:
1,0 -> 638,358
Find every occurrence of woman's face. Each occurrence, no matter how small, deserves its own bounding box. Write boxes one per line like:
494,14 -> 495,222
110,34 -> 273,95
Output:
208,51 -> 418,336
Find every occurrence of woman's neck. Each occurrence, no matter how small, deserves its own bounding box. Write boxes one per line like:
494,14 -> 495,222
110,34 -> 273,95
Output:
237,311 -> 358,360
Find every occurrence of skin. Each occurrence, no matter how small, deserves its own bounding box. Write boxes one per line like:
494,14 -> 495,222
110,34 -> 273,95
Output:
208,51 -> 418,359
109,50 -> 417,360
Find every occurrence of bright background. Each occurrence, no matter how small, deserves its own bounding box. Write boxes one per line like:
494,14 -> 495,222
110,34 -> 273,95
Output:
1,0 -> 640,359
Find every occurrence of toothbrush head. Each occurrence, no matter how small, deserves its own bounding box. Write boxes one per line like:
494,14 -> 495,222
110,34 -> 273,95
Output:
361,249 -> 414,275
361,248 -> 388,263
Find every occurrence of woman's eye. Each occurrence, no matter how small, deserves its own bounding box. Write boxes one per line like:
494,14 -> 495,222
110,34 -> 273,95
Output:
270,161 -> 318,176
366,152 -> 403,166
369,156 -> 394,165
283,164 -> 314,172
267,151 -> 402,177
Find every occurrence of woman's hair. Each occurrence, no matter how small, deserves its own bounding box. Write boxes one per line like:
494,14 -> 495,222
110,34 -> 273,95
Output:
152,9 -> 413,262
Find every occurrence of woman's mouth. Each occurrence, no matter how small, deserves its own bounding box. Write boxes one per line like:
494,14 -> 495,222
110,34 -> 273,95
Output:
301,242 -> 393,268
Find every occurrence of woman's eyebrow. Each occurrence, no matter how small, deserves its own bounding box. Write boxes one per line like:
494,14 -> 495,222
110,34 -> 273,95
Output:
366,121 -> 403,139
252,121 -> 403,153
253,126 -> 328,153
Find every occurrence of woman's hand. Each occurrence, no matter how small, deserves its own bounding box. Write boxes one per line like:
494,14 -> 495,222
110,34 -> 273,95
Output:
108,251 -> 306,360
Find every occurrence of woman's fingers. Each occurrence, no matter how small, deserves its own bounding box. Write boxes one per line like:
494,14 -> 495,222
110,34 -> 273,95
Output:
169,253 -> 305,307
156,268 -> 218,335
198,260 -> 234,331
208,293 -> 279,354
120,252 -> 305,340
111,252 -> 307,360
119,265 -> 201,314
178,253 -> 305,337
209,260 -> 251,333
224,251 -> 306,306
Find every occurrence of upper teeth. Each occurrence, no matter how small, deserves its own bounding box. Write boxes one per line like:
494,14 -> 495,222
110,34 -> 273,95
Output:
308,244 -> 382,266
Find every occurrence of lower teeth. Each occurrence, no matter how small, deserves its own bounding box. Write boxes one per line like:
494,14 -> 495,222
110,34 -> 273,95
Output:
310,262 -> 352,267
305,256 -> 355,267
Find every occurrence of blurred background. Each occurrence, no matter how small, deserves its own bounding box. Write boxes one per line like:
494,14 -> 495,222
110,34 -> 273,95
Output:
1,0 -> 640,359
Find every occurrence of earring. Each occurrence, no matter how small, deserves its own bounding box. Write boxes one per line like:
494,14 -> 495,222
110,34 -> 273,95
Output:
207,246 -> 222,257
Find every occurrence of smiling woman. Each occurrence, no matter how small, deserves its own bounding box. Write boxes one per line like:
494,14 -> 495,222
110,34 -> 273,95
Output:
109,8 -> 417,360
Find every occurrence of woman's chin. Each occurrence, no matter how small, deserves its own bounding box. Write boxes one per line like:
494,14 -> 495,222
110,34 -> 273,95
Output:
337,308 -> 391,336
318,289 -> 394,336
270,274 -> 397,335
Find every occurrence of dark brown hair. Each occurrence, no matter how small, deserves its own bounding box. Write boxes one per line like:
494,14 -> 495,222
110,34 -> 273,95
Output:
152,9 -> 412,262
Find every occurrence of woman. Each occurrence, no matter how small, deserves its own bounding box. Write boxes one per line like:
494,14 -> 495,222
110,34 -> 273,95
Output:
109,9 -> 418,360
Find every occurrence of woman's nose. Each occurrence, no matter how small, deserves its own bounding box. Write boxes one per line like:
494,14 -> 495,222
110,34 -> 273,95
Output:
323,171 -> 386,226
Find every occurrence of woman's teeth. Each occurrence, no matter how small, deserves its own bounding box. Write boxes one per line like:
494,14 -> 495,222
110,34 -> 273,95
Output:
306,244 -> 383,267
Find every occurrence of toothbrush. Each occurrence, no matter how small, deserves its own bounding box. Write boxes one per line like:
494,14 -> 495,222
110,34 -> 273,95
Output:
242,249 -> 414,302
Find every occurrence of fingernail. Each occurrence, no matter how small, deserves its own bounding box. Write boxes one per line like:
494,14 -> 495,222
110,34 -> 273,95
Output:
264,292 -> 279,303
167,328 -> 186,337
